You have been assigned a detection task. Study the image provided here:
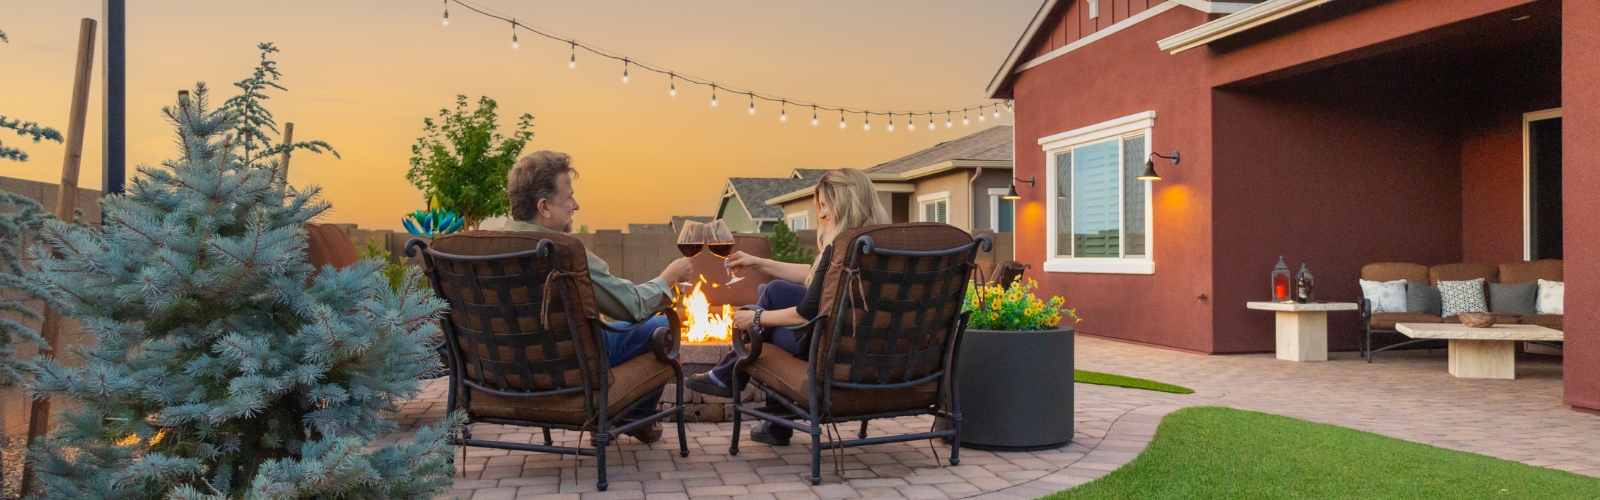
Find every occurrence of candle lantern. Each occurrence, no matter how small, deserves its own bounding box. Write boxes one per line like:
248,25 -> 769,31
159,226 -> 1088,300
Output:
1295,264 -> 1315,303
1271,256 -> 1291,302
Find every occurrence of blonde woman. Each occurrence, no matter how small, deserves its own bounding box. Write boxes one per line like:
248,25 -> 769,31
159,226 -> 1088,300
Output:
683,168 -> 889,446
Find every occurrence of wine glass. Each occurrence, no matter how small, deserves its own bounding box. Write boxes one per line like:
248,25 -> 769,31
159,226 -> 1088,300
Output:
708,219 -> 742,285
676,221 -> 706,290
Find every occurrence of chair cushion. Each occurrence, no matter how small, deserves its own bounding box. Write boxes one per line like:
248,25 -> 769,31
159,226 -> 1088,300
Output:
1438,278 -> 1489,318
1519,314 -> 1564,330
1442,313 -> 1520,326
1430,263 -> 1498,285
1363,263 -> 1429,285
1500,259 -> 1562,285
467,353 -> 674,426
1369,312 -> 1443,330
742,347 -> 938,417
305,224 -> 359,271
1360,279 -> 1408,313
1488,282 -> 1538,316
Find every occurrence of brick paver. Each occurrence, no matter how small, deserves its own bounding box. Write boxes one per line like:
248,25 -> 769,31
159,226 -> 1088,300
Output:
386,336 -> 1600,499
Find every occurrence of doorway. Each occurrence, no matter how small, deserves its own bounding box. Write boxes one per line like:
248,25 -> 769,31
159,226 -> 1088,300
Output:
1525,109 -> 1562,260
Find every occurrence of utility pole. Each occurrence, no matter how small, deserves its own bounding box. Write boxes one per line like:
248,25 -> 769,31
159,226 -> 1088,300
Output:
102,0 -> 125,195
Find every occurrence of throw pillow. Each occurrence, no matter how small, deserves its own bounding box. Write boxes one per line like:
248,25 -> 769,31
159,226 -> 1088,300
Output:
1438,278 -> 1488,318
1488,282 -> 1538,316
1537,279 -> 1564,315
1405,283 -> 1443,317
1359,279 -> 1408,313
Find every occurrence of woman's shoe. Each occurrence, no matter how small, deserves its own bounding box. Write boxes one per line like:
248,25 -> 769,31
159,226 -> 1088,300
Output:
684,373 -> 734,398
749,424 -> 791,446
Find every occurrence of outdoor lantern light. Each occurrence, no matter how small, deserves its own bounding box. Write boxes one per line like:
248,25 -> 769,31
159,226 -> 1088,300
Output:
1140,151 -> 1180,181
1004,176 -> 1034,200
1271,256 -> 1291,302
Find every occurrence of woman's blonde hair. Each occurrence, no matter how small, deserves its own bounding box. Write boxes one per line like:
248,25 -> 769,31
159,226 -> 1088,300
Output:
809,168 -> 890,280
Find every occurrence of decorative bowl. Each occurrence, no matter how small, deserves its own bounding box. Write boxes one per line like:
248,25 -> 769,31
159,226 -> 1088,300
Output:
1458,312 -> 1495,328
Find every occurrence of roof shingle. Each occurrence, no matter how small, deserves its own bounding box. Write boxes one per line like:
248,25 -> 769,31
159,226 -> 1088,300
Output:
864,126 -> 1013,175
727,177 -> 813,220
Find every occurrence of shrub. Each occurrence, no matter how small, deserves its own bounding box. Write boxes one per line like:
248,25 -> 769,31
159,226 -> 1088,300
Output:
768,219 -> 815,264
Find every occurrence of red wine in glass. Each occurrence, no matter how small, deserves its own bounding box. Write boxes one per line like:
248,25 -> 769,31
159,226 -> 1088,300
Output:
707,243 -> 734,258
678,243 -> 704,258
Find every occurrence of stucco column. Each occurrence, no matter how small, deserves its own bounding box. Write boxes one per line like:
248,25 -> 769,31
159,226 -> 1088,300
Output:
1563,0 -> 1600,413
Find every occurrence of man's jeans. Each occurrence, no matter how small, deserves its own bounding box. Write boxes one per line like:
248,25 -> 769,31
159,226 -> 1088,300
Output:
603,315 -> 672,415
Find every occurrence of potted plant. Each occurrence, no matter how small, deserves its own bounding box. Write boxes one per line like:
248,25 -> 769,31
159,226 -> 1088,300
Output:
950,278 -> 1079,450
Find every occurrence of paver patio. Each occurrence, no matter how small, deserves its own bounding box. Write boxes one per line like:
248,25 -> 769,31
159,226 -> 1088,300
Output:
381,336 -> 1600,500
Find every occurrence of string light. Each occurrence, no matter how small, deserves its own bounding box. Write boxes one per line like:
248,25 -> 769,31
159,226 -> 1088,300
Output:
812,105 -> 818,126
864,114 -> 871,131
441,0 -> 1008,131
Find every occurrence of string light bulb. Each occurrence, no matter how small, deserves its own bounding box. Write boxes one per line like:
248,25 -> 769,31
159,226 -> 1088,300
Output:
748,94 -> 755,115
929,115 -> 935,130
569,42 -> 576,68
864,114 -> 871,131
622,59 -> 629,83
946,112 -> 952,128
510,20 -> 518,49
442,0 -> 449,26
1007,99 -> 1015,113
669,73 -> 676,96
840,110 -> 846,129
908,113 -> 915,131
711,85 -> 718,107
780,101 -> 787,122
888,114 -> 895,132
963,109 -> 970,126
993,107 -> 1001,119
812,105 -> 819,126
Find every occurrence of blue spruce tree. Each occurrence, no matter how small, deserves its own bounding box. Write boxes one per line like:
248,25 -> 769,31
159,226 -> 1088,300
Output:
23,83 -> 458,497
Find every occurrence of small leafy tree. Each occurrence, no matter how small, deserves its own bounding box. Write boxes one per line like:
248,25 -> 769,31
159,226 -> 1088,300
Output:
407,95 -> 534,230
22,68 -> 457,500
768,219 -> 815,264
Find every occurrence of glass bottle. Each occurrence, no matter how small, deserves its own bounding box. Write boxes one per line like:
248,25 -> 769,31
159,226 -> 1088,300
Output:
1271,256 -> 1291,302
1295,264 -> 1314,304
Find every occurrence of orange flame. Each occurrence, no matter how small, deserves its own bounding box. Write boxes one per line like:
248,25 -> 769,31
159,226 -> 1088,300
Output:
680,275 -> 734,344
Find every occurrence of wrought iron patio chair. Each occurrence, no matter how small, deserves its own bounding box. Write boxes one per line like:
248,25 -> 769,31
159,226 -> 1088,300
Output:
408,231 -> 687,491
989,260 -> 1030,287
728,223 -> 988,485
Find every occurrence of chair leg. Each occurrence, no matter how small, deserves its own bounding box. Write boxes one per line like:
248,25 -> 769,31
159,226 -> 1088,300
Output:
543,427 -> 554,446
729,399 -> 744,456
1365,328 -> 1374,363
857,420 -> 868,440
809,427 -> 823,485
596,431 -> 609,492
948,415 -> 962,466
676,382 -> 690,458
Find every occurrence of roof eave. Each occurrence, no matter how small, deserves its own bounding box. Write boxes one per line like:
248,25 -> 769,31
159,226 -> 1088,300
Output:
1157,0 -> 1332,54
896,160 -> 1013,180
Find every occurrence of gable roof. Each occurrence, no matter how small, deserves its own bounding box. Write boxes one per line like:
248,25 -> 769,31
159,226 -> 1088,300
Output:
724,177 -> 813,221
792,169 -> 831,180
864,126 -> 1013,175
986,0 -> 1262,99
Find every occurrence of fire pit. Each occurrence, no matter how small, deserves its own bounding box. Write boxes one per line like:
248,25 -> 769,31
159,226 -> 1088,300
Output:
663,277 -> 764,422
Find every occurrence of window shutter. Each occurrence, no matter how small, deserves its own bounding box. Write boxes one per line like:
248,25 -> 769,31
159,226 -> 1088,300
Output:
936,200 -> 947,223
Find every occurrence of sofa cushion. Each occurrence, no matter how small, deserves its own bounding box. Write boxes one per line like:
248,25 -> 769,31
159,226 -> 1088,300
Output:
1438,278 -> 1488,318
1488,282 -> 1538,316
1405,283 -> 1443,317
1360,279 -> 1409,313
1519,314 -> 1564,330
1442,313 -> 1520,326
1369,312 -> 1443,330
1363,263 -> 1430,284
1430,263 -> 1498,285
1537,279 -> 1564,315
742,347 -> 938,417
1500,259 -> 1562,284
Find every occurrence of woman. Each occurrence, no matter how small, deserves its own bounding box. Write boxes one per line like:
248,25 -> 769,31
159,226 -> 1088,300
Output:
682,168 -> 889,446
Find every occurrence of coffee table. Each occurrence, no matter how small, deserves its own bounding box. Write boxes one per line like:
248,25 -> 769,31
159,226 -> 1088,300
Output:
1247,301 -> 1358,362
1395,323 -> 1563,379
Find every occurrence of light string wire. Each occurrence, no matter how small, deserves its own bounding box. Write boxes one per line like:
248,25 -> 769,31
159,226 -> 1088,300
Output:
443,0 -> 1014,126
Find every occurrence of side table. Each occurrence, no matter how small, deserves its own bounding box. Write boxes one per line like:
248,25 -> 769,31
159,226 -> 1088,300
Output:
1247,301 -> 1358,361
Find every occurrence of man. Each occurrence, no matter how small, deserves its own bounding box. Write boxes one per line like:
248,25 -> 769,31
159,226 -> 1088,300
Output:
500,150 -> 694,443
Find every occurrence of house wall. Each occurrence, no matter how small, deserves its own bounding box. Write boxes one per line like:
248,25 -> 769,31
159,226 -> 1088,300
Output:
716,195 -> 762,234
912,171 -> 975,230
1564,0 -> 1600,413
970,169 -> 1015,232
779,198 -> 817,231
1012,7 -> 1218,352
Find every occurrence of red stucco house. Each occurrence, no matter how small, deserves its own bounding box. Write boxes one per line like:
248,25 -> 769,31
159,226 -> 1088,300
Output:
987,0 -> 1599,413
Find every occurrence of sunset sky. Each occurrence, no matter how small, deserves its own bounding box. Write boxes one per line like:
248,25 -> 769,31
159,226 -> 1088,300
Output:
2,0 -> 1032,231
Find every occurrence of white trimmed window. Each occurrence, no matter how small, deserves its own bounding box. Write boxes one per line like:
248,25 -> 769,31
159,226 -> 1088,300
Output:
918,192 -> 949,224
1039,111 -> 1154,274
988,188 -> 1015,233
786,211 -> 808,230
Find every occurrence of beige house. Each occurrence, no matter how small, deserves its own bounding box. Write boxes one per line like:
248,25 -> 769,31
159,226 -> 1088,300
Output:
766,126 -> 1015,233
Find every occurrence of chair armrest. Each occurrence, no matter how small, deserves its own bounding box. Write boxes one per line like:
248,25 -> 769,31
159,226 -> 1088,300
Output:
732,306 -> 767,369
1357,297 -> 1372,320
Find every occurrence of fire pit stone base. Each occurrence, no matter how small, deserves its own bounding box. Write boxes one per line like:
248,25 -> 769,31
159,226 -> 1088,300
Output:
661,342 -> 765,422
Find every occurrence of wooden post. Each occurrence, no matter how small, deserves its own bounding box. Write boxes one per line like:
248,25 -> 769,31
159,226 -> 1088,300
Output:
276,122 -> 294,183
21,17 -> 96,495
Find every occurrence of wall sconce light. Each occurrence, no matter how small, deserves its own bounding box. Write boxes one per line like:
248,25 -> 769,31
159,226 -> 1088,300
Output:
1004,176 -> 1034,200
1140,151 -> 1180,181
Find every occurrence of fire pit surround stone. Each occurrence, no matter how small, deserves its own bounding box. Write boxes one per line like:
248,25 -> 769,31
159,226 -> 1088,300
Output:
661,341 -> 764,422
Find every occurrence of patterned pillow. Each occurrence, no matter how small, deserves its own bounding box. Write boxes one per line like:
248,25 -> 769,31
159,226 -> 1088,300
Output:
1359,279 -> 1408,313
1438,278 -> 1488,318
1537,279 -> 1564,315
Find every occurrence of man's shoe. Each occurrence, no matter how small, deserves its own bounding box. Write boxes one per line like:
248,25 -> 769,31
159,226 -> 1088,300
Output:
625,422 -> 664,444
683,373 -> 735,399
749,424 -> 790,447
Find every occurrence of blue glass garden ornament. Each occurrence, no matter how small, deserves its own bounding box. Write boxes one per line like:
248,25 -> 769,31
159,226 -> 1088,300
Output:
403,208 -> 464,238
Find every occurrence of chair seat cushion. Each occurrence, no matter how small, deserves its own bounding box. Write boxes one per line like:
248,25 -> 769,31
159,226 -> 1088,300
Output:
467,353 -> 674,426
1519,314 -> 1564,331
1369,312 -> 1443,330
742,347 -> 938,418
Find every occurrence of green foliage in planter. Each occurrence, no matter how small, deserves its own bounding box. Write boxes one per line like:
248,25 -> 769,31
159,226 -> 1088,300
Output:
407,95 -> 534,230
964,278 -> 1078,331
768,219 -> 815,265
22,79 -> 457,499
360,237 -> 426,294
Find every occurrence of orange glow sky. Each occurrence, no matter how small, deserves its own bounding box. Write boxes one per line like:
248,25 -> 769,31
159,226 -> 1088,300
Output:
2,0 -> 1032,231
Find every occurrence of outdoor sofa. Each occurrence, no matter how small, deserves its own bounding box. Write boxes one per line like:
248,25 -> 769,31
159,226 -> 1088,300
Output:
1359,259 -> 1563,361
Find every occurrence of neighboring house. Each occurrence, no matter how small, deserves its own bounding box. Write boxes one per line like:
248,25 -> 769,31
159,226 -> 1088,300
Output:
670,215 -> 714,234
628,223 -> 673,234
987,0 -> 1598,411
716,176 -> 816,233
766,126 -> 1015,234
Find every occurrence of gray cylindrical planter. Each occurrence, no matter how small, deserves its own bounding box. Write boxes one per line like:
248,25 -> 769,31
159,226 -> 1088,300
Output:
946,327 -> 1075,451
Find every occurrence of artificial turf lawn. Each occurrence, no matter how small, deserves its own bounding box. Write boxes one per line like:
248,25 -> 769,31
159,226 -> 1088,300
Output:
1046,406 -> 1600,499
1074,370 -> 1194,394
